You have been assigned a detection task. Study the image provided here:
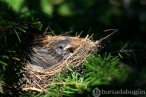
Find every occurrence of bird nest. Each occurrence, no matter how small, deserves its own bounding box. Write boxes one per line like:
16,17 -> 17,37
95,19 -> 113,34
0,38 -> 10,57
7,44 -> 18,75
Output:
21,30 -> 116,92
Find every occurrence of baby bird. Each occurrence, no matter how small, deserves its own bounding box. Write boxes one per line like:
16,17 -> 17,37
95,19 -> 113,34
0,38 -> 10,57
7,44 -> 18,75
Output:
29,39 -> 74,69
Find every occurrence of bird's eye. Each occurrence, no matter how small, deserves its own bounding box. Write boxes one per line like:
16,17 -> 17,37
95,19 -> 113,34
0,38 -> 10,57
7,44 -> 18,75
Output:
59,46 -> 63,49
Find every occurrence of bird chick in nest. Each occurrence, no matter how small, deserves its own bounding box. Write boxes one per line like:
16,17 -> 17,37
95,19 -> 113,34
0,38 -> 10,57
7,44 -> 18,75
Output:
29,39 -> 71,69
27,29 -> 117,70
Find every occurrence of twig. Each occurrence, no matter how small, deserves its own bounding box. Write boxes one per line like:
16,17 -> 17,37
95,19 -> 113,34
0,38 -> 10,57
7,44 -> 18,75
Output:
22,87 -> 44,92
0,23 -> 19,32
95,29 -> 118,45
48,82 -> 84,85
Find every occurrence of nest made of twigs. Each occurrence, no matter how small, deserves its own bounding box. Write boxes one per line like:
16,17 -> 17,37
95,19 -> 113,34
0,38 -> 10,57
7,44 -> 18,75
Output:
21,34 -> 99,92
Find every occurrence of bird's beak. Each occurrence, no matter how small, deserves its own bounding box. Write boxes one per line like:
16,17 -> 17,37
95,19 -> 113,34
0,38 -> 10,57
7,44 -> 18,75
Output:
63,44 -> 72,51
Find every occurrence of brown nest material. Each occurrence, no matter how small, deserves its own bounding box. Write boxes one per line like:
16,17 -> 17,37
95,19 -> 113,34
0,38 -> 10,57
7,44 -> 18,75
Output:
21,29 -> 117,92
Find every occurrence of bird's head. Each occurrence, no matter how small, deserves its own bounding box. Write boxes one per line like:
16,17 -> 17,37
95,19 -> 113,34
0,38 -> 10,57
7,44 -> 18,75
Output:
52,39 -> 74,59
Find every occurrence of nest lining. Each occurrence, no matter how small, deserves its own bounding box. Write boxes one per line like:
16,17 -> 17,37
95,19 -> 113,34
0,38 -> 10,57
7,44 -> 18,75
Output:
21,35 -> 99,92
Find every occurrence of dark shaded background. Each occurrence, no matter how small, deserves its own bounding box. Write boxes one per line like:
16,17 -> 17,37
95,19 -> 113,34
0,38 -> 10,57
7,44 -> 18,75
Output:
1,0 -> 146,41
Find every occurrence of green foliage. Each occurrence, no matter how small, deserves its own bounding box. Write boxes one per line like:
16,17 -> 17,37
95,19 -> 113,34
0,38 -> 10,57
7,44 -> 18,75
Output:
0,17 -> 43,72
4,0 -> 24,12
0,80 -> 4,93
83,54 -> 129,86
2,0 -> 97,17
0,8 -> 43,96
0,18 -> 42,48
45,72 -> 86,97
